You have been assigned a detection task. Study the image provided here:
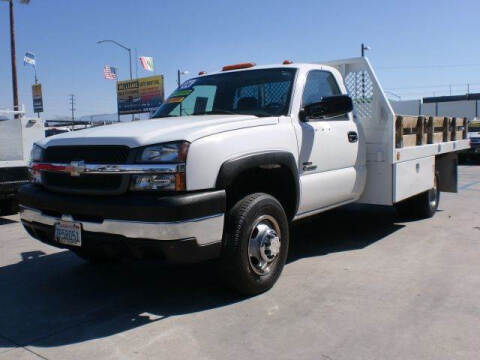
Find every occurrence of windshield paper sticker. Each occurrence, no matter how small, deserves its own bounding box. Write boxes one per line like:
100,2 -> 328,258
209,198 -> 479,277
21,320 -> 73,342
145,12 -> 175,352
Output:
167,97 -> 185,103
171,89 -> 193,97
179,79 -> 196,89
166,89 -> 193,103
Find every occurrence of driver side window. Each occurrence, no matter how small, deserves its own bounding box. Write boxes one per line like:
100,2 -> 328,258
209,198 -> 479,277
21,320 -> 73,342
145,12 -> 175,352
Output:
302,71 -> 340,107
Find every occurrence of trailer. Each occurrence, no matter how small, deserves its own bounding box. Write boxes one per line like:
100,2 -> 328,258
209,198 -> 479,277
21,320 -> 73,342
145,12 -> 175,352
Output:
0,106 -> 44,214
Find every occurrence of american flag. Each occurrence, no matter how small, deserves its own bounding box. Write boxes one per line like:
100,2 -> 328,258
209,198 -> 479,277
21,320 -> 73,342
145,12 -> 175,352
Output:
104,65 -> 118,80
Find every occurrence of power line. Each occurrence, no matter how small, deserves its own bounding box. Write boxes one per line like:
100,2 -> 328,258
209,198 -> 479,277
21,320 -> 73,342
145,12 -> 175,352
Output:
385,82 -> 480,91
377,63 -> 480,70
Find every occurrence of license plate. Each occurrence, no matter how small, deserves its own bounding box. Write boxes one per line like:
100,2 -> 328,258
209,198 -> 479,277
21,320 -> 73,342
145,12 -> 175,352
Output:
54,221 -> 82,247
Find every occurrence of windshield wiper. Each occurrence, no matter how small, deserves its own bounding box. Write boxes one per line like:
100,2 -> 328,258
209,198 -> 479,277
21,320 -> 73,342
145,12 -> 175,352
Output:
200,110 -> 273,117
154,115 -> 175,118
251,113 -> 272,117
200,110 -> 242,116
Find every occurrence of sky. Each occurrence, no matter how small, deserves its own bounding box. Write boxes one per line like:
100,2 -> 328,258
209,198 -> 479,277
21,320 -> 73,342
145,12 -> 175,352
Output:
1,0 -> 480,120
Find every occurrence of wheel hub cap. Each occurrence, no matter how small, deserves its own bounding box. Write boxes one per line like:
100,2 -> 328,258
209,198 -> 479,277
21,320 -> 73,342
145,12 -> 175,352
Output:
248,216 -> 281,275
429,176 -> 438,208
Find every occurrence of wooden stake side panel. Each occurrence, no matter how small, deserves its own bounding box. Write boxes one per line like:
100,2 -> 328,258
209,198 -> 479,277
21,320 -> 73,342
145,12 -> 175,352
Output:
395,115 -> 467,149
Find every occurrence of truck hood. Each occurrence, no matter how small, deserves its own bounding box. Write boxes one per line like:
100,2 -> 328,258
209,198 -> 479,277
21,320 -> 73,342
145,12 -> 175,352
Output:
39,115 -> 278,148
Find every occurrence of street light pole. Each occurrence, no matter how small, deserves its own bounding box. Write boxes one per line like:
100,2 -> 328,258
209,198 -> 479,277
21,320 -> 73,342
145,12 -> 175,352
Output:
361,43 -> 371,57
97,39 -> 134,120
97,40 -> 132,80
177,69 -> 189,116
177,69 -> 189,87
128,48 -> 132,80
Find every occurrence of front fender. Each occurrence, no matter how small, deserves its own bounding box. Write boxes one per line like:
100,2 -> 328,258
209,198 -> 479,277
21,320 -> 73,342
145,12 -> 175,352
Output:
215,151 -> 300,214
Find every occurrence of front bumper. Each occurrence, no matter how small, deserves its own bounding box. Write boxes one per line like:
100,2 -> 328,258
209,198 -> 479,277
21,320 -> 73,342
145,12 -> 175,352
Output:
0,166 -> 30,199
466,141 -> 480,153
18,184 -> 226,262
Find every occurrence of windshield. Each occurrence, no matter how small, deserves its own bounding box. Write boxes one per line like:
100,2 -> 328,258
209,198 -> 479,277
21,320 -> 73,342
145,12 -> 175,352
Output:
469,126 -> 480,132
152,68 -> 297,118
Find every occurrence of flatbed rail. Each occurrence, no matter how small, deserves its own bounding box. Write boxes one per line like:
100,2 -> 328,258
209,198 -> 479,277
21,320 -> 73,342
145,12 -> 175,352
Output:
395,115 -> 468,148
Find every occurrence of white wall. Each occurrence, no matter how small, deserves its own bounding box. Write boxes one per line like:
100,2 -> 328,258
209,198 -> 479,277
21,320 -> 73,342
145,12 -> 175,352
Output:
422,103 -> 437,117
390,100 -> 421,116
0,119 -> 23,161
391,99 -> 478,120
437,100 -> 476,119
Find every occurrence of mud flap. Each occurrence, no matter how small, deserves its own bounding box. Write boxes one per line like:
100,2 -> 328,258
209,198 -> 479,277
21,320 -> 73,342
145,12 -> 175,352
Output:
436,152 -> 458,193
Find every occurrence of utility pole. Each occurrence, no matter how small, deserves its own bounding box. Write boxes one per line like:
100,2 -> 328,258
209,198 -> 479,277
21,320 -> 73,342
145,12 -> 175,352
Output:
7,0 -> 19,118
3,0 -> 31,117
69,94 -> 76,121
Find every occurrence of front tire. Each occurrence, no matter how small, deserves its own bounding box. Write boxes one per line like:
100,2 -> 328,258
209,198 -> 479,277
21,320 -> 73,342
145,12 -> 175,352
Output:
71,248 -> 112,263
220,193 -> 289,295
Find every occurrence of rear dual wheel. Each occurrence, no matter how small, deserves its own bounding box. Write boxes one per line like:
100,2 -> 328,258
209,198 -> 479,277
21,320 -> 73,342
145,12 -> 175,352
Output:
220,193 -> 289,295
394,173 -> 440,219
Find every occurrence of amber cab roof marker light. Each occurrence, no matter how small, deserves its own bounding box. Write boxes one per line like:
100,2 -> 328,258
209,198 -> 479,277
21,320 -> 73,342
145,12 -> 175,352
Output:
222,62 -> 256,71
198,71 -> 207,75
283,60 -> 293,65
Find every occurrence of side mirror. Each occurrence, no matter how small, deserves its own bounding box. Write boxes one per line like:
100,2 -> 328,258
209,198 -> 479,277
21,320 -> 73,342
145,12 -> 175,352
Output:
300,95 -> 353,121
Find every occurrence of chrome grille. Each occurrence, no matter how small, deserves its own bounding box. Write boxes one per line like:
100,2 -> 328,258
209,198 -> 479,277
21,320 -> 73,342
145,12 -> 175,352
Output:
42,146 -> 130,194
44,146 -> 130,164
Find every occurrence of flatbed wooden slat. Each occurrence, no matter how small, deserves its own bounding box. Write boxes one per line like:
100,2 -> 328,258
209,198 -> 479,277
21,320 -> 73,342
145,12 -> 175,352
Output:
395,114 -> 466,149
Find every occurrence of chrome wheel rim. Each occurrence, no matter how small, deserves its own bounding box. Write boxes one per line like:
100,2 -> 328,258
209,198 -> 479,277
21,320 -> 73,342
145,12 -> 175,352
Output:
429,176 -> 438,209
248,215 -> 281,276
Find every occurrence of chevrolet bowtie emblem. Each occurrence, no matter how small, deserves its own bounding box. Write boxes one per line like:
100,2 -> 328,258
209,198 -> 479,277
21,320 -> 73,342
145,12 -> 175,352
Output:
68,160 -> 86,177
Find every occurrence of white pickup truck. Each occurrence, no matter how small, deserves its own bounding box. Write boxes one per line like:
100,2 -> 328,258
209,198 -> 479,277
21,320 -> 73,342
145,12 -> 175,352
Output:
19,58 -> 470,294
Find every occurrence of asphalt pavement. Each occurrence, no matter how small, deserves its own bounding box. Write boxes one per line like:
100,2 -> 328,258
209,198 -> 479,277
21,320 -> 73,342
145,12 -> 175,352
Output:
0,165 -> 479,360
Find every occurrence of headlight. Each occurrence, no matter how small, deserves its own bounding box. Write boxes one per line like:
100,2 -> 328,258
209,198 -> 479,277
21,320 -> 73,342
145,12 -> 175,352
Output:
30,144 -> 44,162
132,141 -> 189,191
136,141 -> 189,163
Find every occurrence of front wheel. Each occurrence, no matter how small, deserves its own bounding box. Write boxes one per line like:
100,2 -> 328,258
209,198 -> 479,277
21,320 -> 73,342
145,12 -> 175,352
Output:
71,248 -> 112,264
220,193 -> 289,295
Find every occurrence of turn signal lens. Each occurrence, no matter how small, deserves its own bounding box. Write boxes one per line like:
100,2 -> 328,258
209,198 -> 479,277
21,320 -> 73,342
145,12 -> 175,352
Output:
129,173 -> 186,191
130,174 -> 176,191
175,173 -> 186,191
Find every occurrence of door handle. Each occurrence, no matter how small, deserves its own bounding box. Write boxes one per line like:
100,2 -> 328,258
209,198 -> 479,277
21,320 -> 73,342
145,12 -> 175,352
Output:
348,131 -> 358,143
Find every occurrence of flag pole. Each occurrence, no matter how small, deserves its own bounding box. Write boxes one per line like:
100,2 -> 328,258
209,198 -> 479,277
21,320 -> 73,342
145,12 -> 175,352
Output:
34,65 -> 39,118
135,48 -> 138,79
116,73 -> 120,123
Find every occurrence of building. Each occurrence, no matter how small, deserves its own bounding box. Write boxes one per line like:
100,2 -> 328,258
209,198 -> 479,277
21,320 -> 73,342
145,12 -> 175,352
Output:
391,93 -> 480,121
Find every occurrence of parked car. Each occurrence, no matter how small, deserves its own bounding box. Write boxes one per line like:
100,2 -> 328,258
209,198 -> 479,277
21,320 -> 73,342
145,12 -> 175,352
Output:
465,119 -> 480,160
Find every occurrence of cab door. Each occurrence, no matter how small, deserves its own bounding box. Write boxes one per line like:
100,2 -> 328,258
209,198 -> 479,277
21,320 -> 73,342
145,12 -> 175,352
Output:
293,69 -> 365,216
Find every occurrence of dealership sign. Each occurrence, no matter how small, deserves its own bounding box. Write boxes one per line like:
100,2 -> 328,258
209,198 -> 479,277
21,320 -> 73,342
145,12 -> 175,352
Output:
32,83 -> 43,113
117,75 -> 164,115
